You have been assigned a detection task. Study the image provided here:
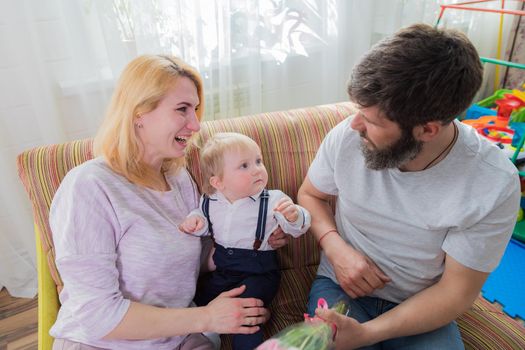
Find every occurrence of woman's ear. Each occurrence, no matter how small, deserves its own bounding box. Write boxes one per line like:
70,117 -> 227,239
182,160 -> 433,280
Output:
209,176 -> 223,191
413,121 -> 442,142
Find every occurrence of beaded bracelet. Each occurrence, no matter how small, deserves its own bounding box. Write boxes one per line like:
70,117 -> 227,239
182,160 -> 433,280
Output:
318,229 -> 337,246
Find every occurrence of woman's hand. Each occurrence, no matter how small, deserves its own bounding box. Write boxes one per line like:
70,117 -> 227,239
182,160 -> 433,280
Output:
268,226 -> 289,249
205,285 -> 270,334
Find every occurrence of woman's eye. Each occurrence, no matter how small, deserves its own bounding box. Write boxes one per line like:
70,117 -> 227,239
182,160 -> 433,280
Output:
177,107 -> 187,113
256,158 -> 262,165
240,163 -> 248,169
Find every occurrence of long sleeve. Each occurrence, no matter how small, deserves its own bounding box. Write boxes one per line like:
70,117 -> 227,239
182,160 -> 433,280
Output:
49,159 -> 203,349
274,204 -> 311,238
50,169 -> 130,340
186,197 -> 210,237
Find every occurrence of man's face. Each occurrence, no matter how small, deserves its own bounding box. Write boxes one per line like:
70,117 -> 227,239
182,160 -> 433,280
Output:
350,106 -> 422,170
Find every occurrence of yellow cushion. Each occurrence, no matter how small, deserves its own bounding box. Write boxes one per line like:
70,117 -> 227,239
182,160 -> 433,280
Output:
35,224 -> 59,350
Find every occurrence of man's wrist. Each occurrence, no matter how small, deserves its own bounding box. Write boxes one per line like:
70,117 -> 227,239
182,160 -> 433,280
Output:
318,229 -> 337,246
361,314 -> 397,346
321,231 -> 344,254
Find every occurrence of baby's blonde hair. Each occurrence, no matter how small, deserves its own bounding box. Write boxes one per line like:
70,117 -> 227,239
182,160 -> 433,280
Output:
200,132 -> 260,195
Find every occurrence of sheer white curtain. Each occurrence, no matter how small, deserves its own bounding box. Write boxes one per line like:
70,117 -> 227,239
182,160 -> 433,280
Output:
0,0 -> 512,297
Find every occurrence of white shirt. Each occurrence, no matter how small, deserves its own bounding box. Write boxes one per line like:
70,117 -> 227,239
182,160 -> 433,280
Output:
189,190 -> 311,250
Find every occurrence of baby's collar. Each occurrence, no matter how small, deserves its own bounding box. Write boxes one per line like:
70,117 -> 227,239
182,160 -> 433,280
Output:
248,189 -> 265,201
211,189 -> 266,202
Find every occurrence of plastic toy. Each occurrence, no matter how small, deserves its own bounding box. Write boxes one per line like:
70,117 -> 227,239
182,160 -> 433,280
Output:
495,94 -> 525,120
476,89 -> 513,108
462,91 -> 525,161
512,88 -> 525,103
464,104 -> 497,120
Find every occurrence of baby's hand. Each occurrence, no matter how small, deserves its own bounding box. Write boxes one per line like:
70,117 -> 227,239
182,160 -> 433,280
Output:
178,216 -> 205,234
274,197 -> 299,223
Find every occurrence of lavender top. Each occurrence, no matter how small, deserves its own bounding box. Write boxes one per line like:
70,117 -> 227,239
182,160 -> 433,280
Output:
49,157 -> 202,349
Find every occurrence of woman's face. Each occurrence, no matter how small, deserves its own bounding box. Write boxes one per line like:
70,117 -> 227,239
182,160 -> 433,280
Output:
136,77 -> 200,170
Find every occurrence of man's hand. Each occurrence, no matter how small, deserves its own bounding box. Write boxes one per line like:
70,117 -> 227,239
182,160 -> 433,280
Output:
298,176 -> 389,296
316,308 -> 371,350
274,197 -> 299,222
178,215 -> 205,234
325,237 -> 390,298
268,226 -> 289,249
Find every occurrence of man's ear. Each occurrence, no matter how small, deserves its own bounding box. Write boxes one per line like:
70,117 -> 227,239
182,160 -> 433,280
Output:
413,121 -> 442,142
209,176 -> 223,191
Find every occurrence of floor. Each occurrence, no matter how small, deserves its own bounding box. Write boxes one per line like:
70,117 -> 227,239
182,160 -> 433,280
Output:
0,288 -> 38,350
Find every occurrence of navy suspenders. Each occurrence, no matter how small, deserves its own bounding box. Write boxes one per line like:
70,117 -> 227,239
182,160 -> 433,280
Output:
201,194 -> 214,239
253,189 -> 269,250
201,189 -> 269,250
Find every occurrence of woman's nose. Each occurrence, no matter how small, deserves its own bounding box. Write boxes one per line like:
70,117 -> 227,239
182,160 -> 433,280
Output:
187,110 -> 200,132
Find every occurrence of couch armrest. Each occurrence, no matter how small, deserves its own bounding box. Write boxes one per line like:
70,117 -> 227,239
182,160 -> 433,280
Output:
35,224 -> 59,350
458,296 -> 525,349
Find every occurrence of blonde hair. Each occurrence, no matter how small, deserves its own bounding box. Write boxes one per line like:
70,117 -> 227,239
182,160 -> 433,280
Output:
93,55 -> 204,189
200,132 -> 260,195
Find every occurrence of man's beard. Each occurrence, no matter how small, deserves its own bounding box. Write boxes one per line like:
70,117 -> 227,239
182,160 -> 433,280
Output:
360,129 -> 423,170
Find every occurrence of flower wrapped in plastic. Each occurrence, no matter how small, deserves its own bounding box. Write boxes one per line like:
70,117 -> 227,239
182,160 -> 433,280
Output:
256,298 -> 348,350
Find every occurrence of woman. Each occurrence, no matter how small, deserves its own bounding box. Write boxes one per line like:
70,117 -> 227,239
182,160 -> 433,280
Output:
49,55 -> 285,350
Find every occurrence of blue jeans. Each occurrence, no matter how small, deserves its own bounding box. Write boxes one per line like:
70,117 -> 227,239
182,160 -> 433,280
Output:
307,276 -> 464,350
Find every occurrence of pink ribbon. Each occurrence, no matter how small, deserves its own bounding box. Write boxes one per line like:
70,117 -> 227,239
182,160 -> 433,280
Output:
303,297 -> 338,340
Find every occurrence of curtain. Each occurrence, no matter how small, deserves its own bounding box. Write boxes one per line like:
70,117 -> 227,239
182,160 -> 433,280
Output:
502,2 -> 525,89
0,0 -> 511,297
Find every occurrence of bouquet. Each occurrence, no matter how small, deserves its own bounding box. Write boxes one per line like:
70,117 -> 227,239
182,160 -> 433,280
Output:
256,298 -> 348,350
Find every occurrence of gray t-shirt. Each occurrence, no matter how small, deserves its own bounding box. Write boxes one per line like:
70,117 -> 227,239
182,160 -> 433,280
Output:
49,157 -> 201,349
308,117 -> 520,303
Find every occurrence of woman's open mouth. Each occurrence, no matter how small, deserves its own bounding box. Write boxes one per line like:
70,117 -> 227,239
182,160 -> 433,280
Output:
174,136 -> 188,146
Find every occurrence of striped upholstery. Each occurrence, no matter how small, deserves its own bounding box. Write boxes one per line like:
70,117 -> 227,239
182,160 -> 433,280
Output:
458,297 -> 525,349
17,140 -> 94,293
16,102 -> 525,349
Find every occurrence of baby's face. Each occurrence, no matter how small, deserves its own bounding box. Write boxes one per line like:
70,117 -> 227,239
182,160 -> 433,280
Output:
219,145 -> 268,201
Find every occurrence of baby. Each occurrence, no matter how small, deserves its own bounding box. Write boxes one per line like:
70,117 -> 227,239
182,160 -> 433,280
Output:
179,132 -> 311,349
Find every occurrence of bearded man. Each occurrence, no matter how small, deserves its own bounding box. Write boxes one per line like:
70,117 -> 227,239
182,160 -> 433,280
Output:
298,23 -> 520,350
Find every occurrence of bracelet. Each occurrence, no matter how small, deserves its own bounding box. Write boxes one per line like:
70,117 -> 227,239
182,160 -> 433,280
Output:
318,229 -> 337,247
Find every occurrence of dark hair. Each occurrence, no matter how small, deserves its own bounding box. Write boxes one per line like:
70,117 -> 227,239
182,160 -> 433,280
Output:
347,23 -> 483,130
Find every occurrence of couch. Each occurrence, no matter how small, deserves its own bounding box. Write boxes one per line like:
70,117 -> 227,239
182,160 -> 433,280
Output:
17,102 -> 525,349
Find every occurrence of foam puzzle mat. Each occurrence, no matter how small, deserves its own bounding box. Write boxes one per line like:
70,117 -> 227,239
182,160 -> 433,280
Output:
482,239 -> 525,320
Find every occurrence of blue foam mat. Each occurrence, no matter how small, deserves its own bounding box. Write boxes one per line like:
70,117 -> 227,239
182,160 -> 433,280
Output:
481,239 -> 525,319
